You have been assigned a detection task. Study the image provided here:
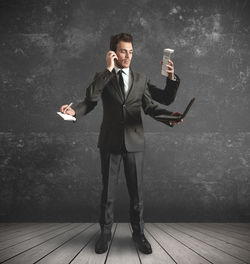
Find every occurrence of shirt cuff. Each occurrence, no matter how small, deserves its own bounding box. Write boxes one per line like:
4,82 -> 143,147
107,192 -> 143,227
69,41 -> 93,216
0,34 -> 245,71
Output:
168,75 -> 177,81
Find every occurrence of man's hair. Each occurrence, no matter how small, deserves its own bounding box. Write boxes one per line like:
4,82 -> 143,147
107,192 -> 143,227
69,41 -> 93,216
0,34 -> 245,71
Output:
110,33 -> 133,52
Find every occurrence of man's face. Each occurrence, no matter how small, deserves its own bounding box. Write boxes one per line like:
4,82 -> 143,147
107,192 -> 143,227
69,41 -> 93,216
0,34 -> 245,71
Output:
115,41 -> 133,68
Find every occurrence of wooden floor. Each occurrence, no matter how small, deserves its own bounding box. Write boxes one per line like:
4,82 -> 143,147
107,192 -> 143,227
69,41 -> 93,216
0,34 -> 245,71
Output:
0,223 -> 249,264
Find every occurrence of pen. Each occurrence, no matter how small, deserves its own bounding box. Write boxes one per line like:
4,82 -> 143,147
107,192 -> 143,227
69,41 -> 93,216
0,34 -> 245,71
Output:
64,102 -> 73,113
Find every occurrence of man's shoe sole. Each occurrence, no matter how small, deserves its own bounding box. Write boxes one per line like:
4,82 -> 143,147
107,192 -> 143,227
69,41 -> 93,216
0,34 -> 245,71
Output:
95,248 -> 108,254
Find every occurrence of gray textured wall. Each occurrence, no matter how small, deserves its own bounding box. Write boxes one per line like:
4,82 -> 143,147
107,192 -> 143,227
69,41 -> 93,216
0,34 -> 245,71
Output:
0,0 -> 250,222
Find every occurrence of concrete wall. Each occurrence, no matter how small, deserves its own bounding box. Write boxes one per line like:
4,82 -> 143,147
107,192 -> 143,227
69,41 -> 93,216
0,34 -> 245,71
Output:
0,0 -> 249,221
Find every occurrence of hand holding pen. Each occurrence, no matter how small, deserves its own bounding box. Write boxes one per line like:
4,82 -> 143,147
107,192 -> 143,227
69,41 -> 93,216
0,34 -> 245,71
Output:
60,102 -> 75,116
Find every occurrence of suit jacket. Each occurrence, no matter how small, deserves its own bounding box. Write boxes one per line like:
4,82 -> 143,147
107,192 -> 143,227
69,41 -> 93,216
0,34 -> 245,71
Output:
72,68 -> 175,153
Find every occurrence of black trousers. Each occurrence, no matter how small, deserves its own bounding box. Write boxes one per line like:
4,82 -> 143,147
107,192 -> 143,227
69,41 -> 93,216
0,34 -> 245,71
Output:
99,148 -> 144,235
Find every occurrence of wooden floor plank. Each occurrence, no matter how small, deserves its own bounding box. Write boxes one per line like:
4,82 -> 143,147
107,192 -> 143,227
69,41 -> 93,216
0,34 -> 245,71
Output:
194,223 -> 250,243
225,223 -> 250,234
0,223 -> 249,264
0,223 -> 33,230
0,224 -> 18,233
70,224 -> 117,264
0,224 -> 19,230
106,223 -> 140,264
202,223 -> 250,236
0,223 -> 82,263
169,223 -> 250,263
2,224 -> 90,264
0,222 -> 43,230
0,223 -> 70,250
159,223 -> 246,264
229,223 -> 250,228
35,224 -> 98,264
177,223 -> 250,251
0,223 -> 57,243
138,224 -> 176,264
0,223 -> 40,236
146,223 -> 210,264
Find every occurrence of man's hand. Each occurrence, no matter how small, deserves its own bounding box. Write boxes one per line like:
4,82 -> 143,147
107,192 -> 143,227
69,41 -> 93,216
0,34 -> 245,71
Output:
161,59 -> 175,80
106,51 -> 118,72
166,59 -> 175,80
60,104 -> 75,116
169,111 -> 183,125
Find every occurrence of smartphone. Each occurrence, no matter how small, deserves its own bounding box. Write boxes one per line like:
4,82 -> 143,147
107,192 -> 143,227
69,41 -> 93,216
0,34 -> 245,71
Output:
161,48 -> 174,77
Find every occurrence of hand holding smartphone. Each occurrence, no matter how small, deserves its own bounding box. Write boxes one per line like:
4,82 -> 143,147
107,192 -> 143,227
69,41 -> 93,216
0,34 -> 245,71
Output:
106,51 -> 118,72
161,48 -> 174,77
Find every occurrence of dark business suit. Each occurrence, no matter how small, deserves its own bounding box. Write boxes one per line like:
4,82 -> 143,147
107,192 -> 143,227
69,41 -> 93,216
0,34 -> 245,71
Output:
72,68 -> 179,234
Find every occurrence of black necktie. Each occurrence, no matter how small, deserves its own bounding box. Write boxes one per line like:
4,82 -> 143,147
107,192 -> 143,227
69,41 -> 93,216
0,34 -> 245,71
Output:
118,70 -> 125,96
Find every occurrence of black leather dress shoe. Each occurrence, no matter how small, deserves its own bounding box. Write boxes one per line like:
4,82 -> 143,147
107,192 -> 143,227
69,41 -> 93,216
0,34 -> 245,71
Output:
95,232 -> 112,254
132,233 -> 152,254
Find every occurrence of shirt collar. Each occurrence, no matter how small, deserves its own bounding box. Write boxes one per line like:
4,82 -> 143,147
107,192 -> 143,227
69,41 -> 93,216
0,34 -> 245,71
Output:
114,65 -> 130,75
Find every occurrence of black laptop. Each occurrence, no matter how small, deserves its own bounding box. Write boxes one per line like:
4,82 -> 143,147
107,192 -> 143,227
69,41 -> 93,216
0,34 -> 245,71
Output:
154,97 -> 195,124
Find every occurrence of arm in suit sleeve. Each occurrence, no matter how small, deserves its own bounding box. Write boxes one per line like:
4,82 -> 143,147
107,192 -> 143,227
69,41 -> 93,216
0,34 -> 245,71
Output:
148,74 -> 180,106
72,69 -> 113,119
142,77 -> 174,127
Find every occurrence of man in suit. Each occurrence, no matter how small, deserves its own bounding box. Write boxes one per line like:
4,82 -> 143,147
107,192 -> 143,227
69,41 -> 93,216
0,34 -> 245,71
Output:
60,33 -> 182,254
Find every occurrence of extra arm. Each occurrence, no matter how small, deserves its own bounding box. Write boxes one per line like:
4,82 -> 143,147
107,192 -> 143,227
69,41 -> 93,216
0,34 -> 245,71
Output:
148,74 -> 180,106
142,77 -> 174,127
72,69 -> 113,119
